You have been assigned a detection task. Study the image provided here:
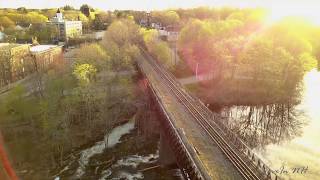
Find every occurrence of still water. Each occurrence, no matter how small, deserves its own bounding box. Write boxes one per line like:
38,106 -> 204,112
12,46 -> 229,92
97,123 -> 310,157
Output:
221,70 -> 320,179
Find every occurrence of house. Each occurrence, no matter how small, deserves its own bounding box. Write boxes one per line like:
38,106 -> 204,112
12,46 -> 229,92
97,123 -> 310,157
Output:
157,25 -> 179,42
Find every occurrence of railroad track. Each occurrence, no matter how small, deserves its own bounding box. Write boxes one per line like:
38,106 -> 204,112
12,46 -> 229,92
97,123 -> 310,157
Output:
139,48 -> 279,180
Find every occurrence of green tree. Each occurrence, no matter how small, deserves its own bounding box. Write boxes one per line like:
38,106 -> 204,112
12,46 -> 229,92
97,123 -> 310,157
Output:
26,12 -> 48,24
75,43 -> 109,71
153,10 -> 180,27
4,85 -> 35,121
63,11 -> 88,22
73,64 -> 97,86
17,7 -> 28,13
80,4 -> 91,17
102,18 -> 142,70
141,28 -> 173,68
92,12 -> 112,30
63,5 -> 75,11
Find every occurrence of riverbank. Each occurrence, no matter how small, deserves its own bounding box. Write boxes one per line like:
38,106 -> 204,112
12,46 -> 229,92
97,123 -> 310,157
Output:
53,118 -> 182,180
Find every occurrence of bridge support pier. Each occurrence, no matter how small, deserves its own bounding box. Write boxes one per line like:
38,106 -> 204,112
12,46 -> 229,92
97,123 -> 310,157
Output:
159,130 -> 177,166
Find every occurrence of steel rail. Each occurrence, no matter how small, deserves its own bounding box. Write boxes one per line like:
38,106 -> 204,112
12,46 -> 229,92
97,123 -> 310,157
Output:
139,48 -> 279,180
136,59 -> 210,180
142,51 -> 260,180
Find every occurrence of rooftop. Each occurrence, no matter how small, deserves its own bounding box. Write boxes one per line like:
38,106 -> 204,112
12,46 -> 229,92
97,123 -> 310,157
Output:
0,43 -> 26,50
0,43 -> 9,47
30,45 -> 58,53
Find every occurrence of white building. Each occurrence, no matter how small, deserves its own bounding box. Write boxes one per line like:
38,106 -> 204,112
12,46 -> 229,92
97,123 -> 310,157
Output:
47,9 -> 82,41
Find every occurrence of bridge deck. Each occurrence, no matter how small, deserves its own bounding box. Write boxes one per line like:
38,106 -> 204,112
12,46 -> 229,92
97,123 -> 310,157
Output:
138,54 -> 243,180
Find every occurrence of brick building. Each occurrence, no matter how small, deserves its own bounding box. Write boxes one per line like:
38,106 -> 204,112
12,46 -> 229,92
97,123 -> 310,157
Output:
0,43 -> 30,87
30,45 -> 63,71
0,43 -> 62,88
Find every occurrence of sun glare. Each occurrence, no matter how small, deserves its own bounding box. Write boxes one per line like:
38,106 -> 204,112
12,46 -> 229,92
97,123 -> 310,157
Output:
265,4 -> 320,25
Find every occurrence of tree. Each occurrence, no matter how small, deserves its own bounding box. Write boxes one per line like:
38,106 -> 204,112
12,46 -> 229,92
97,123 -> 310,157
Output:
26,12 -> 48,24
191,7 -> 218,20
4,85 -> 35,121
163,10 -> 180,26
17,7 -> 28,13
103,18 -> 141,47
178,18 -> 243,76
41,8 -> 58,19
80,4 -> 91,17
92,12 -> 112,30
152,10 -> 180,27
0,16 -> 15,28
63,5 -> 75,11
63,11 -> 88,22
142,28 -> 173,68
239,36 -> 311,102
102,18 -> 142,70
27,24 -> 58,43
73,64 -> 97,86
75,43 -> 109,71
299,53 -> 318,72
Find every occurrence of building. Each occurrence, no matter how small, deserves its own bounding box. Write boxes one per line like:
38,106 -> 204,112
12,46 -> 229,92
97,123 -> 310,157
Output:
47,9 -> 82,41
0,43 -> 62,88
0,43 -> 30,86
156,25 -> 179,42
30,45 -> 63,71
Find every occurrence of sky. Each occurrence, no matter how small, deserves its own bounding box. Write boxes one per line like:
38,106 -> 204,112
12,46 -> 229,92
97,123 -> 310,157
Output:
0,0 -> 320,11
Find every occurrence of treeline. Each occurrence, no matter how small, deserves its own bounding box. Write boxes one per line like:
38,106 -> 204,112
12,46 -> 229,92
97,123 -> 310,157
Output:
0,5 -> 107,43
103,7 -> 318,105
118,7 -> 319,104
174,8 -> 319,104
0,5 -> 93,27
0,7 -> 87,43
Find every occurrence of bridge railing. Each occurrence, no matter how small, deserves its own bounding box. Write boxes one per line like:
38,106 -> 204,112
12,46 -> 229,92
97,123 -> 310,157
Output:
180,82 -> 279,180
189,97 -> 280,180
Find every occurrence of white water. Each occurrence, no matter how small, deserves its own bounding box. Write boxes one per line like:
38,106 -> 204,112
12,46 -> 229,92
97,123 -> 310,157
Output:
74,121 -> 135,178
99,151 -> 159,180
113,152 -> 159,168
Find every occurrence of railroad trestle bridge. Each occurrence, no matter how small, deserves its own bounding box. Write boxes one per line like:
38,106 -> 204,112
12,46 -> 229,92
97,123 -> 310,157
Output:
136,48 -> 280,180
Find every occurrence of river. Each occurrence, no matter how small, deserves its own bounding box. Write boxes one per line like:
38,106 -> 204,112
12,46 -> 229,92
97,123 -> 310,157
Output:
220,70 -> 320,179
54,120 -> 183,180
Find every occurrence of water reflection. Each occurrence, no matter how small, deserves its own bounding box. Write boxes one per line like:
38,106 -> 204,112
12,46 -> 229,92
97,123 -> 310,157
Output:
221,103 -> 305,149
221,69 -> 320,179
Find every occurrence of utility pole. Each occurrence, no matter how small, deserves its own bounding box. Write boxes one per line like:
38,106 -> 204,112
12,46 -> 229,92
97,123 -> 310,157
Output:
174,41 -> 177,66
196,62 -> 199,79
